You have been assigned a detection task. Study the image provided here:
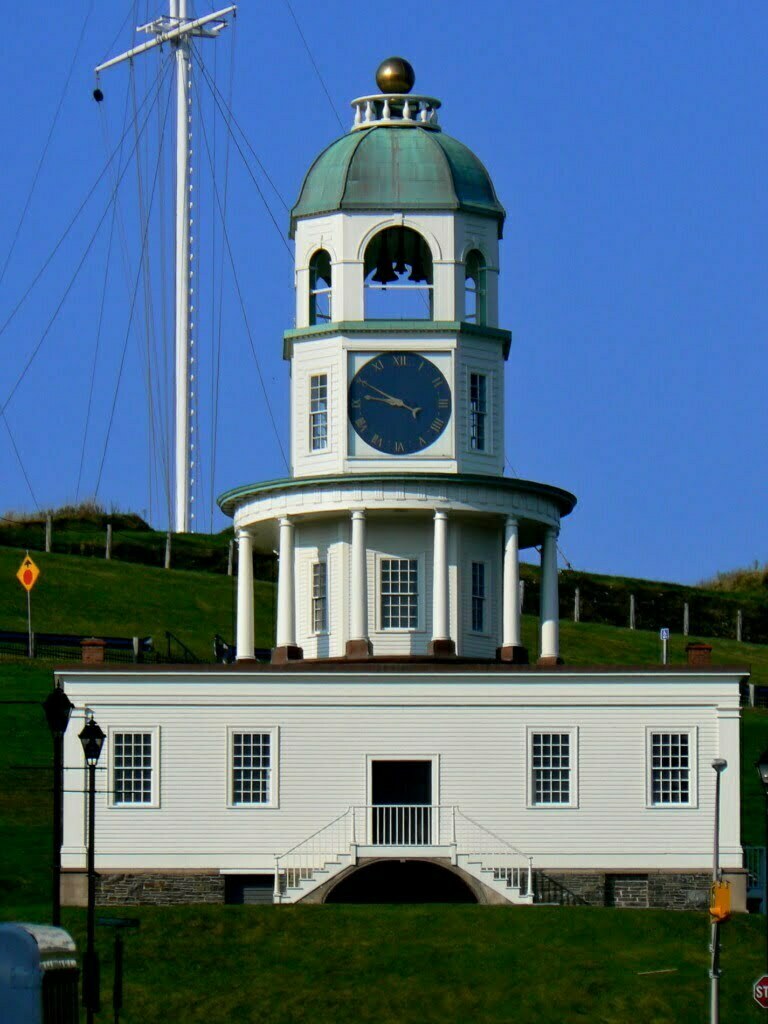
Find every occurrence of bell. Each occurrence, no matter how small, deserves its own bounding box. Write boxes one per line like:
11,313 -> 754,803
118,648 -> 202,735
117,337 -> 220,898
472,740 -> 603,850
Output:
408,242 -> 429,284
372,231 -> 398,285
393,228 -> 408,276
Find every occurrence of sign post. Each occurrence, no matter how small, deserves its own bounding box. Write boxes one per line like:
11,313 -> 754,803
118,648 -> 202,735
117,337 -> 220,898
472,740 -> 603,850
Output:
16,553 -> 40,658
660,627 -> 670,665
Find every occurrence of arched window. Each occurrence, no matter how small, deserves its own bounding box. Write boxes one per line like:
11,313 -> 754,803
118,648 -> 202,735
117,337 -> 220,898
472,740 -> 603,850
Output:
465,249 -> 486,325
309,249 -> 332,325
364,227 -> 433,320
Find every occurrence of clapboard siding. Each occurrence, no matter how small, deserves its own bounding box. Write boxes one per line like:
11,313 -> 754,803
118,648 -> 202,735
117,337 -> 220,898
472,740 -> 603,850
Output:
455,334 -> 505,477
60,672 -> 742,872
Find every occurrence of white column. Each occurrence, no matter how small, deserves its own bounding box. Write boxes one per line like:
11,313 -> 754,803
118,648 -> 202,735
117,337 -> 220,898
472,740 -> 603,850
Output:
502,517 -> 522,649
276,517 -> 296,649
431,510 -> 453,652
539,526 -> 560,663
235,529 -> 255,660
348,510 -> 371,655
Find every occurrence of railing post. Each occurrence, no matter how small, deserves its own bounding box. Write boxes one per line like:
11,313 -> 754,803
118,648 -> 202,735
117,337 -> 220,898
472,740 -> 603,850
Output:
527,856 -> 533,900
350,805 -> 356,845
451,806 -> 457,845
273,859 -> 282,904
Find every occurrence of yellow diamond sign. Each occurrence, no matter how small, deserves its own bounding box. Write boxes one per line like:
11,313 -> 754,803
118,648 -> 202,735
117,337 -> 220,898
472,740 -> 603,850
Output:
16,555 -> 40,592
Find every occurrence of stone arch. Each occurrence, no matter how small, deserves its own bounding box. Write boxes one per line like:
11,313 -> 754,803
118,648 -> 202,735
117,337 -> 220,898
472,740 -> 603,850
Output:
323,859 -> 480,904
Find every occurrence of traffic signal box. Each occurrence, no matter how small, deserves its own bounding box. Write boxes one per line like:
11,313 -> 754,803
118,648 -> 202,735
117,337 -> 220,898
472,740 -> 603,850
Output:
710,880 -> 732,922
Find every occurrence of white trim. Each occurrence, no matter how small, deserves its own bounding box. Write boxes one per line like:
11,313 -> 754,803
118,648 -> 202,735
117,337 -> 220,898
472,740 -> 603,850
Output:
226,726 -> 280,809
526,726 -> 579,809
375,551 -> 426,633
645,726 -> 698,809
107,726 -> 160,809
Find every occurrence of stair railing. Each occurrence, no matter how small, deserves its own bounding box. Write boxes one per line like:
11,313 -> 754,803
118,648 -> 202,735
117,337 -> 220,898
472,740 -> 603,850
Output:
454,809 -> 533,896
274,807 -> 352,901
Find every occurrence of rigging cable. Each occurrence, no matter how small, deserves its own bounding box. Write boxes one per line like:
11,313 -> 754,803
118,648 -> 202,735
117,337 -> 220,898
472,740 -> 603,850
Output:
0,0 -> 95,290
2,413 -> 39,510
191,57 -> 289,471
504,454 -> 573,570
94,65 -> 176,497
0,59 -> 173,420
0,57 -> 170,348
281,0 -> 345,132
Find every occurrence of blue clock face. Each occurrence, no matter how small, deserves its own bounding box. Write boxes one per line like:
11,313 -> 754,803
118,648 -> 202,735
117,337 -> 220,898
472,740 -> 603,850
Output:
348,352 -> 452,455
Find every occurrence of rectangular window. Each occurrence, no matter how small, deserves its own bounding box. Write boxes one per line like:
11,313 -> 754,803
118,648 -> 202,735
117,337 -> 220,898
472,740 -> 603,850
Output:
312,561 -> 327,633
309,374 -> 328,451
650,732 -> 691,805
232,732 -> 273,805
531,732 -> 571,805
381,558 -> 418,629
469,373 -> 487,451
113,732 -> 153,805
471,561 -> 486,632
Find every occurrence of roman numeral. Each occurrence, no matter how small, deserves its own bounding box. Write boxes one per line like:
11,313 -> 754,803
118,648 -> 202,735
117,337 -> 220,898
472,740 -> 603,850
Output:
370,434 -> 384,448
393,355 -> 408,367
437,398 -> 449,408
394,441 -> 405,453
372,359 -> 384,371
417,361 -> 425,372
355,416 -> 367,430
430,417 -> 445,434
350,399 -> 361,409
418,436 -> 428,447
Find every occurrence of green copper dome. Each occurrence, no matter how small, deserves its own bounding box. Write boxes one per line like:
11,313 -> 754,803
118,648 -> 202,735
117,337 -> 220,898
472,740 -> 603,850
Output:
290,125 -> 506,238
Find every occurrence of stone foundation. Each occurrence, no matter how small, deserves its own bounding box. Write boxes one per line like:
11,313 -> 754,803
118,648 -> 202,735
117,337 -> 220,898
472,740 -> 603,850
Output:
60,871 -> 226,906
539,870 -> 714,910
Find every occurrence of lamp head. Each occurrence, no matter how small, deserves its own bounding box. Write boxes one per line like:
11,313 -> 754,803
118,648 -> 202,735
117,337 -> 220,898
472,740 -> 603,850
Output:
43,684 -> 73,737
712,758 -> 727,773
79,715 -> 106,767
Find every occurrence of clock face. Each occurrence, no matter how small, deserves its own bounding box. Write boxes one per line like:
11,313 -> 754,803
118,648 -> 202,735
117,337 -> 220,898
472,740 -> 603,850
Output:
348,352 -> 452,455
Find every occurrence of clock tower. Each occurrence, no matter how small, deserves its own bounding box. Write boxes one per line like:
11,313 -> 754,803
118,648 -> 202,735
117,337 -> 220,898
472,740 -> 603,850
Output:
220,58 -> 576,664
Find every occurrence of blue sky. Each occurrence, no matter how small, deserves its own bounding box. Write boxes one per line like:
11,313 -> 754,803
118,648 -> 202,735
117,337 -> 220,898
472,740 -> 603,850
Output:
0,1 -> 765,585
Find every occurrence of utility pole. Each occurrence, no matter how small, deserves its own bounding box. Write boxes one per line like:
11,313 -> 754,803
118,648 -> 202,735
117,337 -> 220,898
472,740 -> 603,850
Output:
95,4 -> 236,534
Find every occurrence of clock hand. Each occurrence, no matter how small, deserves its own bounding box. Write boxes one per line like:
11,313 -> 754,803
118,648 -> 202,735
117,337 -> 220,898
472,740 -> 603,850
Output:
364,394 -> 423,418
361,381 -> 402,403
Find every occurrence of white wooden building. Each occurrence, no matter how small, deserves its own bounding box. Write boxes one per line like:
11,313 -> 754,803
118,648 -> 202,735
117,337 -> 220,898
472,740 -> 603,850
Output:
59,60 -> 748,909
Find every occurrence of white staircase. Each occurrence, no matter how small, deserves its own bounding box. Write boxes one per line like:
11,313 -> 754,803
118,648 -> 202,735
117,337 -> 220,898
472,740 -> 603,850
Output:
274,806 -> 533,905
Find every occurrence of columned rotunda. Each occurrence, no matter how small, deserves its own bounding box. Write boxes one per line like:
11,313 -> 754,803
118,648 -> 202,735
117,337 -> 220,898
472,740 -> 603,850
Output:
221,63 -> 576,665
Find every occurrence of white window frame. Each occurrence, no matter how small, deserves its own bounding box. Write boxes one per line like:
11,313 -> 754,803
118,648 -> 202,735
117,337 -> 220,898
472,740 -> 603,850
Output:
227,727 -> 279,809
108,726 -> 160,809
310,559 -> 329,635
645,727 -> 698,809
470,560 -> 490,635
468,370 -> 488,453
526,727 -> 579,809
375,552 -> 425,633
308,372 -> 329,454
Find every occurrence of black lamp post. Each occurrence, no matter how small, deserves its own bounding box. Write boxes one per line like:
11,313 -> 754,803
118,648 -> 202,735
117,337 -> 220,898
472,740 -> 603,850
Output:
42,683 -> 73,926
756,748 -> 768,972
79,713 -> 106,1024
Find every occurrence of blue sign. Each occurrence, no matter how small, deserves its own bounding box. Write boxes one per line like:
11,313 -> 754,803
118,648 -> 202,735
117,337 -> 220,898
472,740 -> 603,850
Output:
660,628 -> 670,641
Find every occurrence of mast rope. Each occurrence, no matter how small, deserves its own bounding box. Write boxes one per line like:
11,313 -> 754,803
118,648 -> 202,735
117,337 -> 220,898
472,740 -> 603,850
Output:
191,61 -> 289,472
94,66 -> 175,498
281,0 -> 345,132
0,59 -> 173,421
0,57 -> 171,349
0,1 -> 95,291
2,412 -> 39,511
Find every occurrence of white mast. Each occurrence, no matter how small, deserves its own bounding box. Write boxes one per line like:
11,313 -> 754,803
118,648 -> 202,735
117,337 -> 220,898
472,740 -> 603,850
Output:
96,4 -> 236,533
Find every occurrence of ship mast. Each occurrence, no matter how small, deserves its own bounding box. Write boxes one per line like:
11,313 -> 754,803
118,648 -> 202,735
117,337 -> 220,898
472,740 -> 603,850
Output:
96,4 -> 236,533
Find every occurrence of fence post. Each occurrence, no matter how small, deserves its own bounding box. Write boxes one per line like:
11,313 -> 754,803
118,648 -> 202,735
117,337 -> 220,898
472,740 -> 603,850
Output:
165,532 -> 172,570
629,594 -> 636,630
574,587 -> 580,623
749,683 -> 756,707
737,609 -> 743,643
519,579 -> 525,612
132,636 -> 140,664
105,522 -> 112,560
45,515 -> 52,553
227,539 -> 234,576
683,602 -> 689,637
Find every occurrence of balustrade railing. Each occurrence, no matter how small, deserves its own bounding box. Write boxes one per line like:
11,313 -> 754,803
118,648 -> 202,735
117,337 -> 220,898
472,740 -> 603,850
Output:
351,93 -> 441,131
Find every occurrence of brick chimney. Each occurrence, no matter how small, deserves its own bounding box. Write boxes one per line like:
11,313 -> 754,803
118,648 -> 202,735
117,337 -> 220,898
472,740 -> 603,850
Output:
685,642 -> 712,667
81,638 -> 106,664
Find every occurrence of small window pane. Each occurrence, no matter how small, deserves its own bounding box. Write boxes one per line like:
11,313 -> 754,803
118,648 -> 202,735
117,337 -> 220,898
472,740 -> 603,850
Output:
651,732 -> 690,804
381,558 -> 418,629
532,733 -> 571,805
471,561 -> 485,632
310,374 -> 328,451
312,562 -> 327,633
233,733 -> 272,805
113,732 -> 153,804
469,373 -> 487,451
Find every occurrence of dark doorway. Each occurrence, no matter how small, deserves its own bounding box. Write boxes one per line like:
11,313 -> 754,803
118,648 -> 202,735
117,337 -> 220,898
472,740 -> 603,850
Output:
371,760 -> 432,844
326,860 -> 477,904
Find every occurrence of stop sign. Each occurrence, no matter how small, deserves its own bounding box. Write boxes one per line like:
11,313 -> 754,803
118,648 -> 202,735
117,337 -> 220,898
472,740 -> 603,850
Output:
754,976 -> 768,1008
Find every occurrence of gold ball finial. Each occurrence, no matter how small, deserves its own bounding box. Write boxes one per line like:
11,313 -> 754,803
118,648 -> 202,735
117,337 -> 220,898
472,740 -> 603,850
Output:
376,57 -> 415,94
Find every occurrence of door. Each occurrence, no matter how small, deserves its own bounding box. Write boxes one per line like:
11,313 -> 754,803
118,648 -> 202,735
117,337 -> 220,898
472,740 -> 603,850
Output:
371,760 -> 432,845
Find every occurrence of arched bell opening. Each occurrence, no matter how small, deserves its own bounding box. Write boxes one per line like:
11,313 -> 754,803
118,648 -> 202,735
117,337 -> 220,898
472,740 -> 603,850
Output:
364,227 -> 433,321
324,859 -> 478,904
464,249 -> 487,325
309,248 -> 332,325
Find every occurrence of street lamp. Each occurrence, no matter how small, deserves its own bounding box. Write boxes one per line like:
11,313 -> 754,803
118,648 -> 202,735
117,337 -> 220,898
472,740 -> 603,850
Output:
79,713 -> 105,1024
42,683 -> 73,926
709,758 -> 727,1024
755,748 -> 768,970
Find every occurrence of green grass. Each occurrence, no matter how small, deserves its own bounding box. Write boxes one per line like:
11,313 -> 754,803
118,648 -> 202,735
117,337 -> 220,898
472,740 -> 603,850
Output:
0,903 -> 764,1023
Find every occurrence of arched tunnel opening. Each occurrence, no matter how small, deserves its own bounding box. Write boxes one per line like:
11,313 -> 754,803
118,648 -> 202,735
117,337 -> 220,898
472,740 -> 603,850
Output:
325,860 -> 478,904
